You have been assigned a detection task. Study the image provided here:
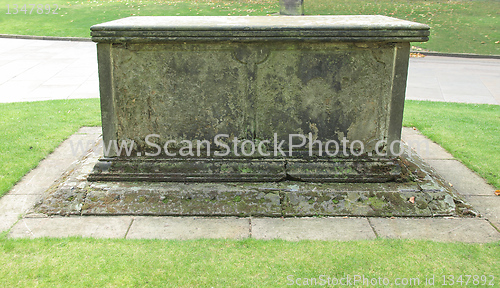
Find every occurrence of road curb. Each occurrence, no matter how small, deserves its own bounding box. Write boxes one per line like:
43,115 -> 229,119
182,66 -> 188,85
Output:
411,50 -> 500,60
0,34 -> 92,42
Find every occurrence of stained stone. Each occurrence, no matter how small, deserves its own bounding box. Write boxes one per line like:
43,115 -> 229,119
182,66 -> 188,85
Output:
31,142 -> 465,217
90,16 -> 429,182
280,0 -> 304,15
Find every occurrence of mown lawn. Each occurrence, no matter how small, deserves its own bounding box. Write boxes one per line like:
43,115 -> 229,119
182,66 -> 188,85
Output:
403,101 -> 500,190
0,99 -> 101,197
0,237 -> 499,287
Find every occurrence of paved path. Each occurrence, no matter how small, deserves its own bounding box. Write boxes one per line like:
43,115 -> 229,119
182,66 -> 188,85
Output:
407,56 -> 500,105
0,38 -> 98,102
0,37 -> 499,104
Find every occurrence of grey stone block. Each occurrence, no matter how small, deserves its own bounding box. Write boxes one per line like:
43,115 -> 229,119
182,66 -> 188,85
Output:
90,16 -> 428,181
8,216 -> 132,238
34,143 -> 461,218
426,160 -> 496,196
370,218 -> 500,243
251,217 -> 376,241
126,216 -> 250,239
465,196 -> 500,230
401,128 -> 454,160
282,190 -> 455,217
80,185 -> 282,217
0,214 -> 19,233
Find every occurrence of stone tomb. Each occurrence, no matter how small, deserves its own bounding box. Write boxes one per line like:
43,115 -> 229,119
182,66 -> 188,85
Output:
89,16 -> 429,183
31,16 -> 467,217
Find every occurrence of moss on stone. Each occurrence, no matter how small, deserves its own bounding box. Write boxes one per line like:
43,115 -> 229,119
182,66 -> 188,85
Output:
368,196 -> 387,211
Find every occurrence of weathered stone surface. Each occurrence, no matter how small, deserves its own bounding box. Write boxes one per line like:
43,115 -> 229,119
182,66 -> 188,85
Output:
89,158 -> 287,182
83,184 -> 281,216
36,180 -> 458,217
90,16 -> 430,43
285,158 -> 401,183
100,42 -> 398,156
282,190 -> 455,217
90,16 -> 429,182
32,144 -> 466,217
89,157 -> 404,183
280,0 -> 304,16
36,181 -> 282,217
34,187 -> 85,215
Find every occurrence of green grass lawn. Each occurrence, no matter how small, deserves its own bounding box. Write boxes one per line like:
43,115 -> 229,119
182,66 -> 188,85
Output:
0,0 -> 499,55
403,101 -> 500,190
0,237 -> 499,287
0,99 -> 101,197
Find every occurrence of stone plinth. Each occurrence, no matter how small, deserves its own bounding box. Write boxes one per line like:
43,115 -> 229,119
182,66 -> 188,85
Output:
90,16 -> 429,182
280,0 -> 304,15
32,140 -> 465,217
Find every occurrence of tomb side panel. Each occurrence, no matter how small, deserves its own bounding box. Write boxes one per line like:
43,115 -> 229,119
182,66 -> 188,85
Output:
254,42 -> 396,155
110,43 -> 252,154
387,42 -> 411,156
97,43 -> 118,156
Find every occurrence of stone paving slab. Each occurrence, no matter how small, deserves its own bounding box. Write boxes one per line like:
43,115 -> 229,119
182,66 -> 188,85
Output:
8,127 -> 102,197
251,217 -> 376,241
0,215 -> 19,232
0,127 -> 101,233
8,216 -> 132,238
0,194 -> 41,232
0,194 -> 40,214
464,196 -> 500,230
426,159 -> 496,196
401,128 -> 454,160
126,217 -> 250,240
0,194 -> 40,232
370,218 -> 500,243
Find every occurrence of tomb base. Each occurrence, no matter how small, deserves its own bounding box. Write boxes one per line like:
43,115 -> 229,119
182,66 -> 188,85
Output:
32,142 -> 473,218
